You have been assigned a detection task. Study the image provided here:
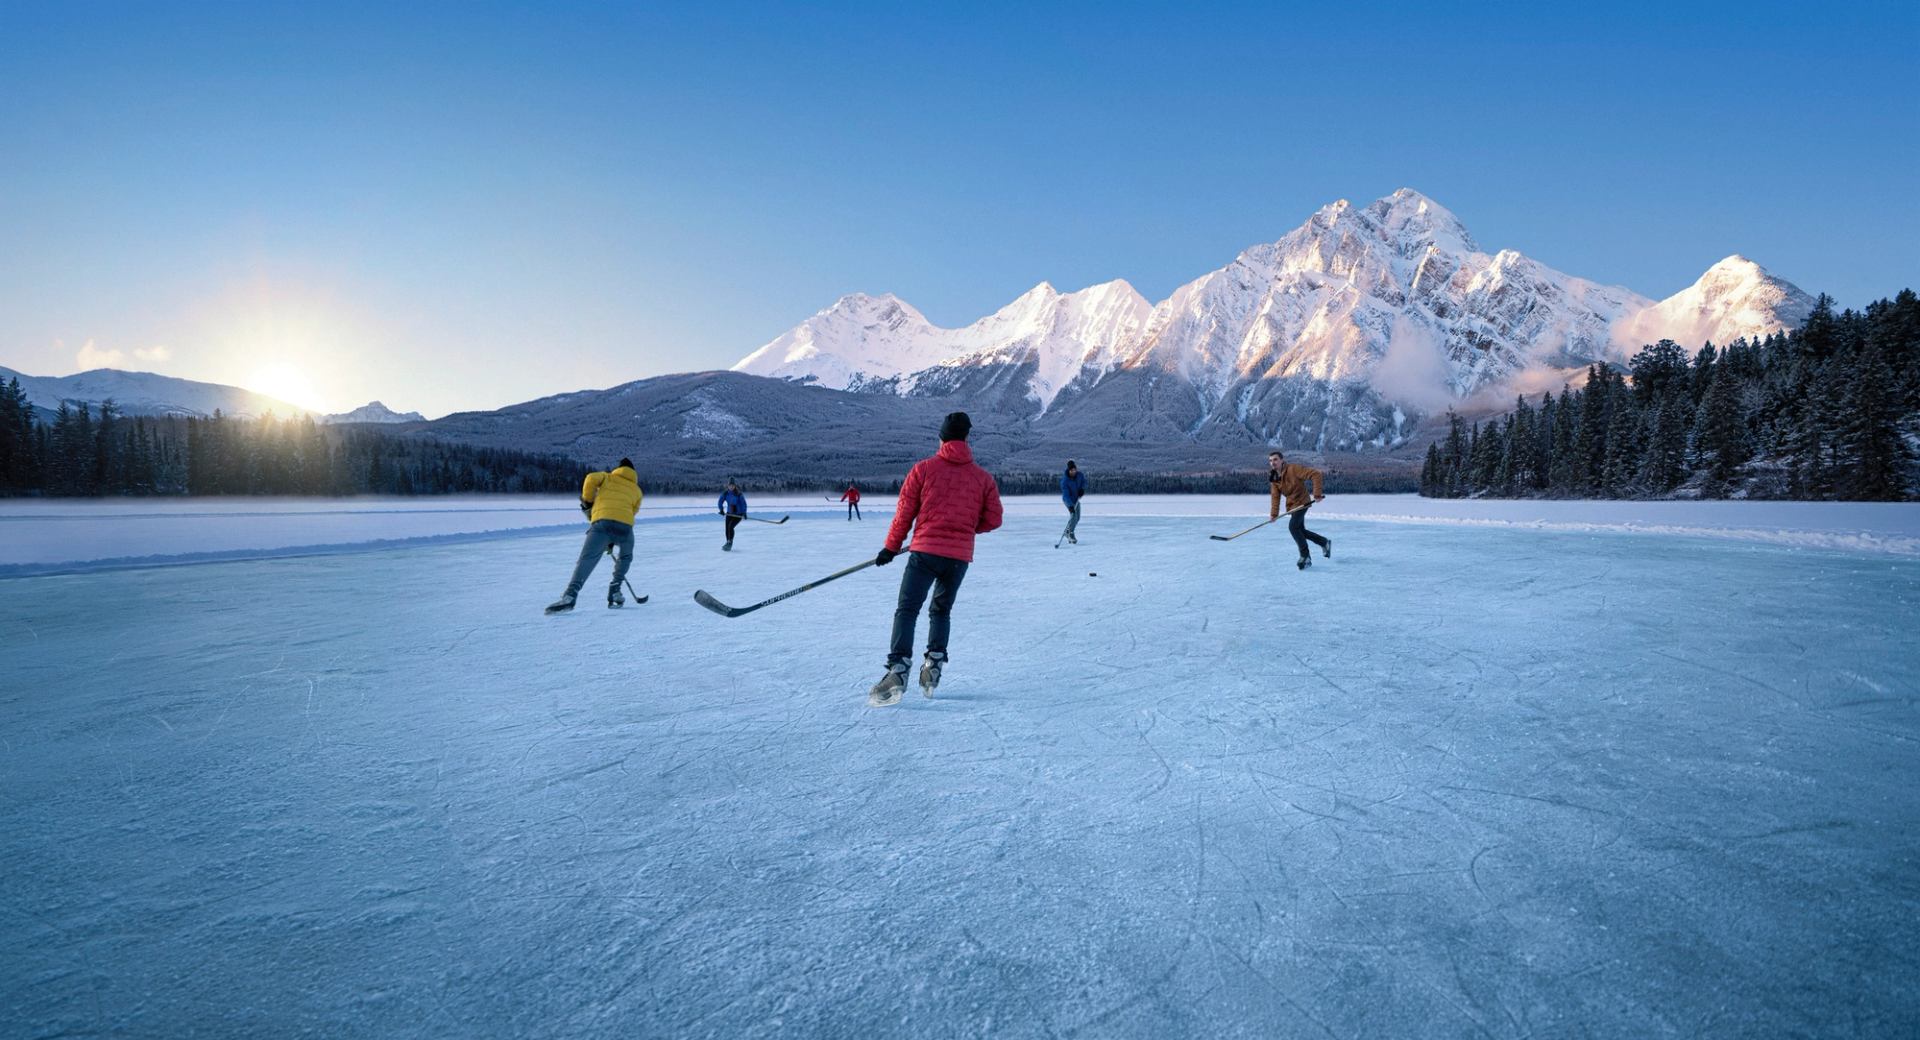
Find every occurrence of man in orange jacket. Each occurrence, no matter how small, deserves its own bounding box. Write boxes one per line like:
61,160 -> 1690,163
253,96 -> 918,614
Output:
1269,450 -> 1331,570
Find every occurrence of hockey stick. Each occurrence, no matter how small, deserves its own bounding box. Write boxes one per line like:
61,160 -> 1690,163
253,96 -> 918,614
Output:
721,513 -> 790,525
1052,506 -> 1082,552
694,558 -> 877,618
1209,503 -> 1310,541
600,544 -> 648,603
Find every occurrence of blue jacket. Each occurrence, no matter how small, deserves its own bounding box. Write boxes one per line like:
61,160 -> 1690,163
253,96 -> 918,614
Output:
1060,471 -> 1086,506
718,489 -> 747,516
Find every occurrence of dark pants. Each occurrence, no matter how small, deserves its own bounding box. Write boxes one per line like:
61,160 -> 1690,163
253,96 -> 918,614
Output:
847,501 -> 861,520
724,515 -> 742,541
1289,504 -> 1328,558
888,551 -> 968,667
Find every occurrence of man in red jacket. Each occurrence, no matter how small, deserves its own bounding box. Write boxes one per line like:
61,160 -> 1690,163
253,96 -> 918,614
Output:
869,411 -> 1003,707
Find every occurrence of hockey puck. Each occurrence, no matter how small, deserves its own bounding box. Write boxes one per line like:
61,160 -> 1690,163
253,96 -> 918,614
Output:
1089,572 -> 1098,577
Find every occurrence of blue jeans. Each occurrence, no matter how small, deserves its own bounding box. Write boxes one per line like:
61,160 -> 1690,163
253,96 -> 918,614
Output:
564,520 -> 634,598
1064,500 -> 1082,536
888,551 -> 968,667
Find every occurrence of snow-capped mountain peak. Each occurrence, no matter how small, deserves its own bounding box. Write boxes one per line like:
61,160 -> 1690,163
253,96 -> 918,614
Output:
323,401 -> 426,424
1610,254 -> 1816,355
733,278 -> 1149,408
1363,187 -> 1478,256
734,189 -> 1814,448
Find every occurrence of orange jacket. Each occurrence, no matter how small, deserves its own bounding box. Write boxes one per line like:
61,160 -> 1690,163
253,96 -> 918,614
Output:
1269,462 -> 1323,517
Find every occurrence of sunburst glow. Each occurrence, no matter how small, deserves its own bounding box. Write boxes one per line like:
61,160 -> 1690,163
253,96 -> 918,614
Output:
247,363 -> 321,412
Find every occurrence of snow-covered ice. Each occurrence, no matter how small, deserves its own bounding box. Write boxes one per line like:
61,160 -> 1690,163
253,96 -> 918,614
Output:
3,496 -> 1917,1036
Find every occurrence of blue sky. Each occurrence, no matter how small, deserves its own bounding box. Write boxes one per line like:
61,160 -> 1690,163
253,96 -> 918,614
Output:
2,0 -> 1915,416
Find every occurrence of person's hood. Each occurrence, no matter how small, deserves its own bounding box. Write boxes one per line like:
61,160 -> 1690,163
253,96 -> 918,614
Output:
610,466 -> 638,482
935,440 -> 974,465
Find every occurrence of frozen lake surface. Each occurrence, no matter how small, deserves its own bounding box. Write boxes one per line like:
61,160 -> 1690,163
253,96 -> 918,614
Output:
3,496 -> 1917,1036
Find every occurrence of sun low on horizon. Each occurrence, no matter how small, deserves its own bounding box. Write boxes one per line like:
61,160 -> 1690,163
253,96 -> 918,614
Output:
244,362 -> 325,412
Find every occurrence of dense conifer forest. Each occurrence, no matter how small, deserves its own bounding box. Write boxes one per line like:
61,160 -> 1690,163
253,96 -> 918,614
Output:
0,399 -> 582,496
1420,291 -> 1918,501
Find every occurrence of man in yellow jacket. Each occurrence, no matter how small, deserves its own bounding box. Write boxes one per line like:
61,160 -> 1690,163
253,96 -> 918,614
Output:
547,459 -> 643,613
1268,449 -> 1331,570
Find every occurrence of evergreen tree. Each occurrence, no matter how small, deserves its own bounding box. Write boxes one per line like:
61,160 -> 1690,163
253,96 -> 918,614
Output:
1532,391 -> 1556,492
1601,392 -> 1642,496
1642,389 -> 1690,493
1575,366 -> 1611,494
1690,344 -> 1718,405
1548,384 -> 1578,493
1797,293 -> 1839,361
1630,340 -> 1690,405
1693,362 -> 1750,492
1840,341 -> 1910,499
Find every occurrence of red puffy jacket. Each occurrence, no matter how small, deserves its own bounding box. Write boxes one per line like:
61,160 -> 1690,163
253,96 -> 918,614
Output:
841,486 -> 861,503
885,440 -> 1003,562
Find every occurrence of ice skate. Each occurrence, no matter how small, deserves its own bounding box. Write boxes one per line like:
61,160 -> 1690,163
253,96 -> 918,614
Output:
545,594 -> 577,614
918,652 -> 945,697
868,663 -> 907,707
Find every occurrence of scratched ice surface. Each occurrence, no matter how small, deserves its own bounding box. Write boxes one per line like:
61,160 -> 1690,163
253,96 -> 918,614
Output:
3,499 -> 1917,1037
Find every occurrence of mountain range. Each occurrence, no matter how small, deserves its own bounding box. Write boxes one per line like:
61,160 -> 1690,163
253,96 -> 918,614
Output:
5,188 -> 1820,486
734,189 -> 1815,452
0,365 -> 421,425
0,365 -> 311,421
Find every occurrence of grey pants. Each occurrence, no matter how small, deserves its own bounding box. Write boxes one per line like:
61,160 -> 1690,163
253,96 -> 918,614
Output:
1064,501 -> 1082,537
565,520 -> 634,598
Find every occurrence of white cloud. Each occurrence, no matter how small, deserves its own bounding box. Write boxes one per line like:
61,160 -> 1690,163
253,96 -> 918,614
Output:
72,340 -> 172,371
1369,316 -> 1454,412
75,340 -> 126,370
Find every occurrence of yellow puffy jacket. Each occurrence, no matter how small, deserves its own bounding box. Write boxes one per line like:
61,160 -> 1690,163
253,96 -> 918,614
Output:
582,466 -> 643,525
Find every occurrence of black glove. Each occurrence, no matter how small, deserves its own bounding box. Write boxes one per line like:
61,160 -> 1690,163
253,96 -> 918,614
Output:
579,501 -> 592,517
875,548 -> 898,566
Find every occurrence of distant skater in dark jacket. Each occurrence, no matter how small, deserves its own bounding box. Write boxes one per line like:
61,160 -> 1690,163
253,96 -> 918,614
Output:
718,481 -> 747,551
1059,461 -> 1086,544
868,412 -> 1003,707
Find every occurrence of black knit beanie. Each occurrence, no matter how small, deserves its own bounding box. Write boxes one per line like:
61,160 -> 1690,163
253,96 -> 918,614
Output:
939,412 -> 972,442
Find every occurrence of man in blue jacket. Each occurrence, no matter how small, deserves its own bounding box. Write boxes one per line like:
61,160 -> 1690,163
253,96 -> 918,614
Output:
718,480 -> 747,551
1060,460 -> 1086,544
